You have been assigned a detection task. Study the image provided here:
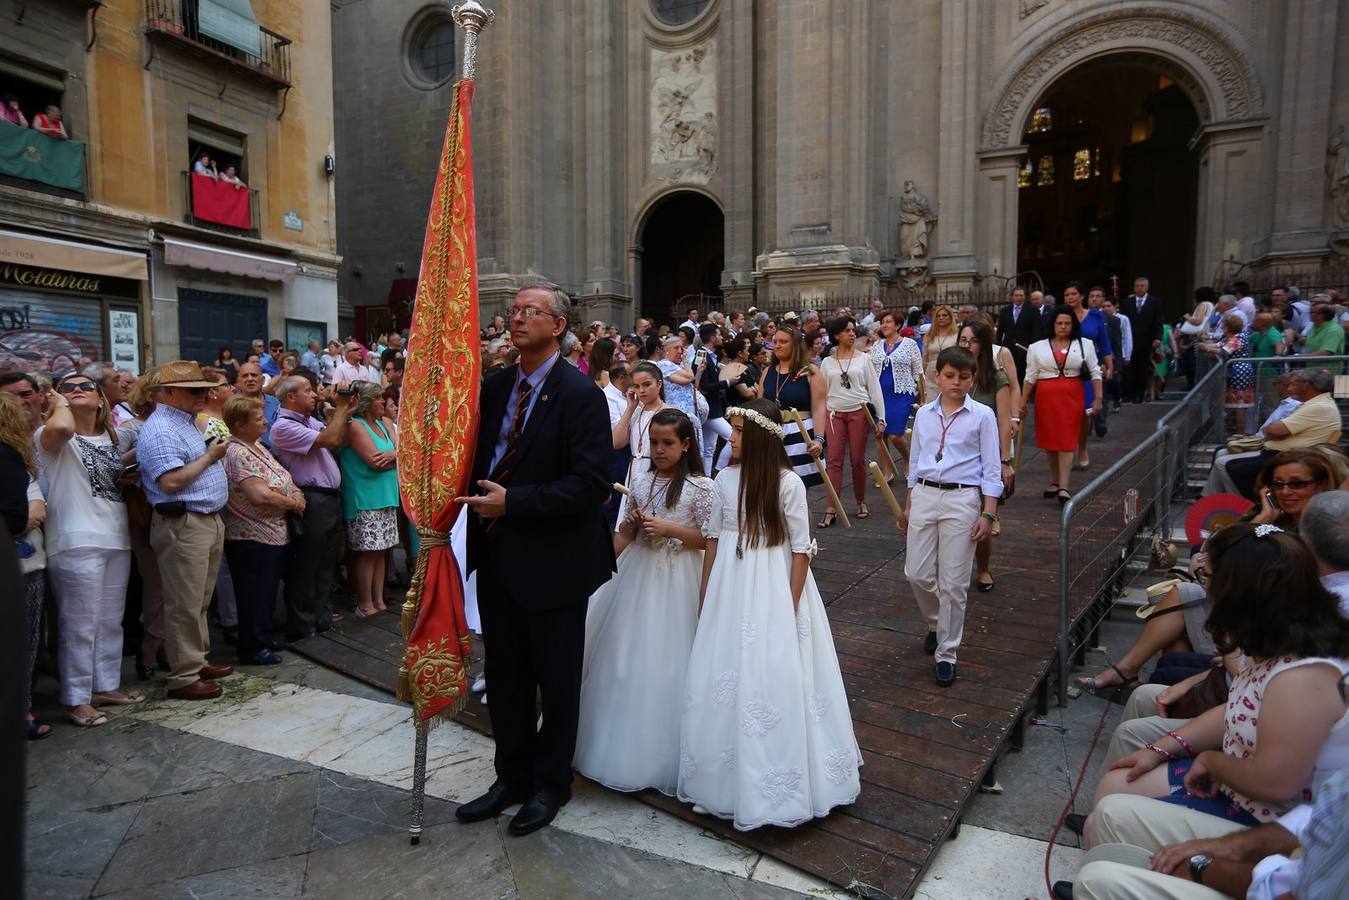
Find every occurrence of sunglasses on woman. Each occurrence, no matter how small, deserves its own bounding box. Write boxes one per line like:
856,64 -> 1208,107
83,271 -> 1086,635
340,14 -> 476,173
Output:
57,381 -> 97,394
1269,478 -> 1321,491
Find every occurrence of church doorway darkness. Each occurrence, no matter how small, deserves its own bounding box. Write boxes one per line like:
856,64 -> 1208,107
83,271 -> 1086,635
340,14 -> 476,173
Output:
1016,55 -> 1200,310
638,191 -> 724,325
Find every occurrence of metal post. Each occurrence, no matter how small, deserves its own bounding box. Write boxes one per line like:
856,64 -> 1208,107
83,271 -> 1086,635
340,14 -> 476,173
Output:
1057,493 -> 1073,707
409,718 -> 429,845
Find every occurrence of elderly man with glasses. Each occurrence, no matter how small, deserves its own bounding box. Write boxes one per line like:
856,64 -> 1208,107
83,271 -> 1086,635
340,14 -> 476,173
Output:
332,343 -> 369,387
136,361 -> 233,700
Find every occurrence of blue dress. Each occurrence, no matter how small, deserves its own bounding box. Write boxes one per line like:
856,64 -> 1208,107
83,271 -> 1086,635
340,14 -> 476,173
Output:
656,359 -> 696,419
1076,308 -> 1114,408
870,337 -> 921,436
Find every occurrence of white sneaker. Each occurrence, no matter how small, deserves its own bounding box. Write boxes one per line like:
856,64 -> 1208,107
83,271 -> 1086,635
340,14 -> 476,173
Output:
471,675 -> 487,694
480,692 -> 488,706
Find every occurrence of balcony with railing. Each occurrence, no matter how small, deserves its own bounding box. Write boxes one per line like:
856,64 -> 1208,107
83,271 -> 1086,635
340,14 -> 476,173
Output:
183,170 -> 260,238
145,0 -> 291,89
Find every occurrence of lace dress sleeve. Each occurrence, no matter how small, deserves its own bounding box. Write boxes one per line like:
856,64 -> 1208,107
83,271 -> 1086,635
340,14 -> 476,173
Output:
703,470 -> 728,538
781,471 -> 816,557
689,476 -> 716,535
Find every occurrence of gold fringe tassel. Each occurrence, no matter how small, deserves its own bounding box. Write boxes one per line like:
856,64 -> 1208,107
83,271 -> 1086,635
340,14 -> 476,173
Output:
397,525 -> 452,710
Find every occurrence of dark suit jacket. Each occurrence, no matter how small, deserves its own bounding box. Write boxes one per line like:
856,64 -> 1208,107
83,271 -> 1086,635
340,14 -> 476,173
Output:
1122,293 -> 1164,357
1104,312 -> 1123,372
996,302 -> 1040,356
697,347 -> 729,420
466,359 -> 616,610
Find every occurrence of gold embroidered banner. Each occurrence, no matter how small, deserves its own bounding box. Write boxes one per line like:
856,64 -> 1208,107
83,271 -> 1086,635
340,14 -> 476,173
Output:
396,79 -> 481,722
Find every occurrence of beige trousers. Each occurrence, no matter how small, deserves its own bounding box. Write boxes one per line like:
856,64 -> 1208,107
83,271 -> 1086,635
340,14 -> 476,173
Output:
151,510 -> 225,689
1105,683 -> 1192,766
904,483 -> 980,665
1076,842 -> 1231,900
1093,794 -> 1247,852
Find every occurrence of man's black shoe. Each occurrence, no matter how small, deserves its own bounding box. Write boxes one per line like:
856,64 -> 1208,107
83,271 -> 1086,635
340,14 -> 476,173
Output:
455,782 -> 529,824
1051,881 -> 1074,900
923,631 -> 938,655
935,661 -> 957,687
1064,812 -> 1087,836
507,787 -> 571,836
1094,419 -> 1107,438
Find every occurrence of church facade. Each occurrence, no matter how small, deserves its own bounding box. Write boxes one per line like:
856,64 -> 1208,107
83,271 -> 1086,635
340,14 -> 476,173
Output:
332,0 -> 1349,329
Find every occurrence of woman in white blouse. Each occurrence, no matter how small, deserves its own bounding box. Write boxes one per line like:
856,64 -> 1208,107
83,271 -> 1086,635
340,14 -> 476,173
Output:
869,308 -> 923,482
1019,308 -> 1102,504
818,316 -> 886,526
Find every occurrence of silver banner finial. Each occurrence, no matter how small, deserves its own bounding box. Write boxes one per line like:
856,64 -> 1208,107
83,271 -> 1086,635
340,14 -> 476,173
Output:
452,1 -> 495,81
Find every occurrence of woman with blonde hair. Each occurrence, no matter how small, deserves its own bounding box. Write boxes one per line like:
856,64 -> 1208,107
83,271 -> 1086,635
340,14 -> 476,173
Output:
921,305 -> 960,398
0,393 -> 50,738
339,381 -> 400,617
37,371 -> 139,727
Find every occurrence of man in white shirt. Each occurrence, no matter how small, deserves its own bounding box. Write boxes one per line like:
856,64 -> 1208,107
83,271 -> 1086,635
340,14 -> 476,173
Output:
901,346 -> 1004,688
318,341 -> 341,384
331,342 -> 369,387
678,307 -> 700,333
859,298 -> 885,329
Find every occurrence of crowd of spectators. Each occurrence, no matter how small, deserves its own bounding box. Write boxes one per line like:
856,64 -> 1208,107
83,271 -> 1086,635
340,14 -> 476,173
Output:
1,95 -> 69,139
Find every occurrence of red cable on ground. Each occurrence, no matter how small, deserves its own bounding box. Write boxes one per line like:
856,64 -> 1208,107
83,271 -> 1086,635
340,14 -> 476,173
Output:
1042,689 -> 1119,899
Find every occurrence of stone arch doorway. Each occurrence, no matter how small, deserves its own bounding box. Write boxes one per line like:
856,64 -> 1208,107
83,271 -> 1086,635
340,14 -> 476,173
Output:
1015,54 -> 1201,302
636,191 -> 724,325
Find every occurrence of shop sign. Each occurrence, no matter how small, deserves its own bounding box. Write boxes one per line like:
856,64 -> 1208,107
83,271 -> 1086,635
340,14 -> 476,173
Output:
0,262 -> 102,294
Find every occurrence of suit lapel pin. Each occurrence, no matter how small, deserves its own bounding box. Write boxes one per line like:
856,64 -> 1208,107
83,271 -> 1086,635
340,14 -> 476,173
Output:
541,394 -> 549,402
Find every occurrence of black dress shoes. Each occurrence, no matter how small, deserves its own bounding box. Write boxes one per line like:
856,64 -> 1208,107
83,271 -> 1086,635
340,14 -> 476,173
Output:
507,787 -> 571,837
1051,880 -> 1074,899
1064,812 -> 1087,836
455,782 -> 529,824
923,631 -> 938,655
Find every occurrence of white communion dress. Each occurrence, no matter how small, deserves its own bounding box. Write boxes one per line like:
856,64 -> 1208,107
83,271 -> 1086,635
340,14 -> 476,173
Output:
574,471 -> 716,795
678,466 -> 861,830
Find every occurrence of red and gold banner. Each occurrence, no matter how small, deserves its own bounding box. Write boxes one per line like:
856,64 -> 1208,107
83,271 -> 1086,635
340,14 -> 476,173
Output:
396,80 -> 481,722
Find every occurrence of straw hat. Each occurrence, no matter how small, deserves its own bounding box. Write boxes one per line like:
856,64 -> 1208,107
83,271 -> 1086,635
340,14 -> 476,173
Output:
156,360 -> 219,388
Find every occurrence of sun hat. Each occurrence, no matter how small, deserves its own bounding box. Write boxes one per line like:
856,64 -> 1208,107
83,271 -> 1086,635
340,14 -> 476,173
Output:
156,360 -> 219,388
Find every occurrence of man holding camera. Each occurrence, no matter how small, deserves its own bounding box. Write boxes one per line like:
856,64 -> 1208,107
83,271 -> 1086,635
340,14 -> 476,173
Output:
270,376 -> 356,640
137,361 -> 232,700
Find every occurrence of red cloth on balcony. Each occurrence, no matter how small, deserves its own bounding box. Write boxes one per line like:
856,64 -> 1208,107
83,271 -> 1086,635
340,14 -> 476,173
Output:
191,172 -> 251,229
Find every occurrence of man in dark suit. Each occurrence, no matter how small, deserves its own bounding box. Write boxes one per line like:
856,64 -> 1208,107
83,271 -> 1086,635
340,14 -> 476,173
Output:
1090,285 -> 1123,437
1121,276 -> 1164,403
996,287 -> 1038,384
455,283 -> 615,836
696,321 -> 731,473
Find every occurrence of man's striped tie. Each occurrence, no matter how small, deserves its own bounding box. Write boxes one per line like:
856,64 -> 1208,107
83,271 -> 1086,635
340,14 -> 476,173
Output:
488,379 -> 534,486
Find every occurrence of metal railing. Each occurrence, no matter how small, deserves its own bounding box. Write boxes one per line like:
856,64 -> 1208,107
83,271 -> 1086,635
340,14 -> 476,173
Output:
145,0 -> 292,87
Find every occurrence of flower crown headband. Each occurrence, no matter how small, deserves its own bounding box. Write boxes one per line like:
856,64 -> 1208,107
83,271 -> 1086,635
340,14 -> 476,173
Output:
726,406 -> 785,439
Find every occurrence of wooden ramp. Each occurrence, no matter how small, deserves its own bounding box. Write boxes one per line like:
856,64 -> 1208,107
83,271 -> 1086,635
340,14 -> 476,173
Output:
293,402 -> 1170,899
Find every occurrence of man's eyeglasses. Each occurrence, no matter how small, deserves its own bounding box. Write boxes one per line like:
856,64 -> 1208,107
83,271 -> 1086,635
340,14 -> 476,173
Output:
1269,478 -> 1321,491
508,305 -> 554,320
57,381 -> 97,394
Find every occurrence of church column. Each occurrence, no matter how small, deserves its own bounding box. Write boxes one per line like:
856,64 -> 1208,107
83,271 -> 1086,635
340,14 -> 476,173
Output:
580,0 -> 629,320
1194,123 -> 1266,285
719,0 -> 754,306
930,0 -> 979,285
976,147 -> 1024,282
1265,0 -> 1337,258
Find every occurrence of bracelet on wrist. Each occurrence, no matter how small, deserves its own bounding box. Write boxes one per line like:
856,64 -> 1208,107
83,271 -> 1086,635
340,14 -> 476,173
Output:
1166,730 -> 1196,756
1145,741 -> 1177,761
979,512 -> 997,523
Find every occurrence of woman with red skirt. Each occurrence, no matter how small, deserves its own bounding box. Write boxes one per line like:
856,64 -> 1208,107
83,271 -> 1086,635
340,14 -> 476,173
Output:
1019,307 -> 1102,505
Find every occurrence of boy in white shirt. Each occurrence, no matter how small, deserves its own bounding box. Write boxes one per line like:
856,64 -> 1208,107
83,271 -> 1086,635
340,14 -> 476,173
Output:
899,346 -> 1005,686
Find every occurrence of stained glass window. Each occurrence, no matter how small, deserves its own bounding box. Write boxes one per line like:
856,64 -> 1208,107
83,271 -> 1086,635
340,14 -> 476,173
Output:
1073,149 -> 1091,181
1037,155 -> 1055,186
1018,159 -> 1033,189
652,0 -> 711,25
1028,107 -> 1053,133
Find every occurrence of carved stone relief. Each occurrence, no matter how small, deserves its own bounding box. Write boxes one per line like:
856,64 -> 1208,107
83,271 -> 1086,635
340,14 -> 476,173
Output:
650,39 -> 718,184
1020,0 -> 1050,18
982,7 -> 1264,150
897,180 -> 936,260
1328,126 -> 1349,230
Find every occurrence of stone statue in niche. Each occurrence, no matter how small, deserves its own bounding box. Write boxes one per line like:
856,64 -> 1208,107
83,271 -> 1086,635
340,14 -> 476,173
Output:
651,40 -> 718,184
1328,125 -> 1349,229
897,180 -> 936,259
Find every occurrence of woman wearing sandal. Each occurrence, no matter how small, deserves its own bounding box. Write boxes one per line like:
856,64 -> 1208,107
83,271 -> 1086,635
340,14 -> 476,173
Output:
36,372 -> 143,727
1019,307 -> 1102,505
957,320 -> 1014,593
818,316 -> 886,526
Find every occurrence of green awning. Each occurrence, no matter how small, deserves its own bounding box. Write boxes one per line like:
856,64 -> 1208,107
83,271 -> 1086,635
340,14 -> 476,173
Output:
199,0 -> 262,57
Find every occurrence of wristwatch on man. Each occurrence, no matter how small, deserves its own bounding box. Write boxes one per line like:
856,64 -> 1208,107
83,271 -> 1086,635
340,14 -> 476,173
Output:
1188,853 -> 1213,885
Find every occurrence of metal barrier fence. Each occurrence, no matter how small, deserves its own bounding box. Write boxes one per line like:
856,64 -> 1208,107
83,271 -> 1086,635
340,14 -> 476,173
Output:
1057,352 -> 1349,705
1056,429 -> 1171,705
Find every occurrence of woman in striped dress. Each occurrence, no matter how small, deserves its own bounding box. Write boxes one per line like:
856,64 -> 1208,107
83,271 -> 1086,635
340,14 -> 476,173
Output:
758,323 -> 827,488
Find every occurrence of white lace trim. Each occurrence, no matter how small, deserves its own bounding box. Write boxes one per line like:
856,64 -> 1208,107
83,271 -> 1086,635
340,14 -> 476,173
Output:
759,767 -> 803,807
824,748 -> 857,785
740,699 -> 782,736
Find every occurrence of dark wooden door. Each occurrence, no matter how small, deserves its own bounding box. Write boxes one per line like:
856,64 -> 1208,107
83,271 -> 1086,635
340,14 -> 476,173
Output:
177,287 -> 266,365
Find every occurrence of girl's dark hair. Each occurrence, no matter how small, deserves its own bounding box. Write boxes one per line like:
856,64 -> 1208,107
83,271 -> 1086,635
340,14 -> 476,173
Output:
725,334 -> 750,360
218,346 -> 233,359
906,309 -> 923,328
1204,523 -> 1349,659
643,334 -> 662,359
734,397 -> 791,549
959,321 -> 997,394
1050,305 -> 1082,341
1063,280 -> 1084,297
588,338 -> 616,384
648,408 -> 703,510
826,315 -> 856,340
630,361 -> 665,400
